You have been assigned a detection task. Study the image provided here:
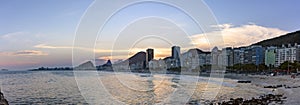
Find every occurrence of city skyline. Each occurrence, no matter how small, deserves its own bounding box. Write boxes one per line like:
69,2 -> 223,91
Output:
20,42 -> 300,72
1,0 -> 300,70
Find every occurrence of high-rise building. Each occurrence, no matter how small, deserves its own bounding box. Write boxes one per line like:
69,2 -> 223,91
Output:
211,46 -> 222,66
244,45 -> 264,65
172,46 -> 181,59
181,48 -> 211,70
172,46 -> 181,67
199,52 -> 211,66
211,46 -> 225,70
275,44 -> 298,67
181,49 -> 199,70
146,48 -> 154,61
233,47 -> 246,65
239,47 -> 246,64
233,48 -> 240,65
146,48 -> 154,69
233,48 -> 244,65
297,44 -> 300,61
265,47 -> 277,67
221,47 -> 234,67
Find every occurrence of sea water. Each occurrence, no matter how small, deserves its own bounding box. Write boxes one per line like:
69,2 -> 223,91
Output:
0,71 -> 234,104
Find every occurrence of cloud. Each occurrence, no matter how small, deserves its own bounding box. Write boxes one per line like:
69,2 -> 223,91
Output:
13,50 -> 48,56
34,44 -> 73,49
190,23 -> 288,50
34,44 -> 131,54
0,32 -> 49,50
96,56 -> 124,65
1,32 -> 27,39
0,50 -> 48,56
0,32 -> 31,43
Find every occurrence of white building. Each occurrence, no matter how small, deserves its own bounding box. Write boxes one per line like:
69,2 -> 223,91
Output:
275,43 -> 299,67
181,49 -> 200,70
148,59 -> 166,70
221,47 -> 234,67
211,47 -> 225,70
297,45 -> 300,61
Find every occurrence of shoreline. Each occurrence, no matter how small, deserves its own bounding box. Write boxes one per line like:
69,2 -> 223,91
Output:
194,75 -> 300,104
2,70 -> 299,104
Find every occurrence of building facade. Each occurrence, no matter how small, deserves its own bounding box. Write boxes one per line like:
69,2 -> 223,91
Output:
181,49 -> 200,70
148,59 -> 166,71
265,47 -> 277,67
146,48 -> 154,68
211,47 -> 221,65
297,44 -> 300,61
164,57 -> 176,69
211,47 -> 225,69
146,48 -> 154,62
178,48 -> 212,72
244,45 -> 265,65
233,47 -> 246,65
172,46 -> 181,59
171,46 -> 181,68
221,47 -> 234,67
275,44 -> 298,67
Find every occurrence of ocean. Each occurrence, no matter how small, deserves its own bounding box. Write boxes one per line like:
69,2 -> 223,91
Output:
0,71 -> 234,104
0,71 -> 88,104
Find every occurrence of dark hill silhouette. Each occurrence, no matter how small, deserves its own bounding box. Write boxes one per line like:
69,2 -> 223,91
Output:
252,30 -> 300,47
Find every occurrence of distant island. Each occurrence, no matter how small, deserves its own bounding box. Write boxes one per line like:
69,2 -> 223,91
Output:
29,67 -> 73,71
1,69 -> 8,71
29,60 -> 113,71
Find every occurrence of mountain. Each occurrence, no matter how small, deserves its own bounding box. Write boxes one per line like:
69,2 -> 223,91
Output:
252,30 -> 300,47
74,61 -> 96,70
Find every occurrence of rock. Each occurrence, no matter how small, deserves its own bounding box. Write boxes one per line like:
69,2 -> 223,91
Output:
187,100 -> 198,105
264,84 -> 283,88
0,89 -> 8,105
237,80 -> 251,83
217,94 -> 285,105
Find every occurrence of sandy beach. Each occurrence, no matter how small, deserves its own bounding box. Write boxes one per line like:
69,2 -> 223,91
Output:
231,75 -> 300,105
190,74 -> 300,104
74,72 -> 300,104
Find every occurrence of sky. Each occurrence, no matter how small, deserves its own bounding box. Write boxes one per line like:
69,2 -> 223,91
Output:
0,0 -> 300,70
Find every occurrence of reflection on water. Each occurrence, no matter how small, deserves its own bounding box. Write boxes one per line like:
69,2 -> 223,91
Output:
0,71 -> 88,104
0,71 -> 235,104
